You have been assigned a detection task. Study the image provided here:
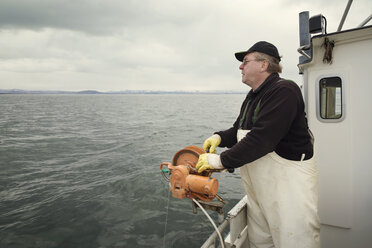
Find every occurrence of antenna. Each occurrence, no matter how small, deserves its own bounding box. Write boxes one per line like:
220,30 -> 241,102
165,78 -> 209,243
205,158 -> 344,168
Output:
337,0 -> 353,32
357,14 -> 372,28
298,11 -> 312,62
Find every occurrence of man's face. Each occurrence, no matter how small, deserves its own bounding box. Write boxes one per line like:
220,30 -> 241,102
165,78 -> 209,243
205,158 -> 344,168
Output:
239,53 -> 263,87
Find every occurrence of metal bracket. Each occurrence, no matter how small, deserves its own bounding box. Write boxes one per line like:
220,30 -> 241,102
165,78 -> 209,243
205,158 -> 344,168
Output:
297,45 -> 311,59
192,199 -> 225,215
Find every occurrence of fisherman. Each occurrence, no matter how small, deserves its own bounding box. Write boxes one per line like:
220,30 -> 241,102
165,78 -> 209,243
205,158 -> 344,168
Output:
196,41 -> 320,248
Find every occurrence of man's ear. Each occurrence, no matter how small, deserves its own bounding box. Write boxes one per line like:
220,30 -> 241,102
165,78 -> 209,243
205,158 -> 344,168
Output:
261,60 -> 269,72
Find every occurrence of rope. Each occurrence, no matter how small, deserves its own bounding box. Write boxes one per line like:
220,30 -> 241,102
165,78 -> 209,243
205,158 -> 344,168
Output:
192,198 -> 225,248
162,189 -> 171,248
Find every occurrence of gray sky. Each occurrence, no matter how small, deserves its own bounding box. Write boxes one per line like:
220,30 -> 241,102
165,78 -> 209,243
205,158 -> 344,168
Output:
0,0 -> 371,91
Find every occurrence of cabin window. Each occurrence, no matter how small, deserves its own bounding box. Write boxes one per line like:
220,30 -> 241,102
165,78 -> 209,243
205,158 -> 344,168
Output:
319,77 -> 342,119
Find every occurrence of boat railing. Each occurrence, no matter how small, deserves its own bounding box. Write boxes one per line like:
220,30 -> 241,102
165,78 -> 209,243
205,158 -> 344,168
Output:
201,195 -> 249,248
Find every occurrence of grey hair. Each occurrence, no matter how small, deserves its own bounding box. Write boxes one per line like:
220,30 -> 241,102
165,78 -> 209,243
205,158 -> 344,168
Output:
254,52 -> 282,73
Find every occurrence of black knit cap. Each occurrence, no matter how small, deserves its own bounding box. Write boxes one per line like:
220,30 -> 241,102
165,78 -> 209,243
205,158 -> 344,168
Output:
235,41 -> 281,62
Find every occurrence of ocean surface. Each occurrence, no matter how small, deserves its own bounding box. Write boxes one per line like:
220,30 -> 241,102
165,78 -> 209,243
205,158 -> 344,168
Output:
0,94 -> 247,248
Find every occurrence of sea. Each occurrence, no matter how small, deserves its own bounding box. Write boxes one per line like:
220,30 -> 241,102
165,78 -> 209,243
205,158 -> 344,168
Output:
0,94 -> 247,248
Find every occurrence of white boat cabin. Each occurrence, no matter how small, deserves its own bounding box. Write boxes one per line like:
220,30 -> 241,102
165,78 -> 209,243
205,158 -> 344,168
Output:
201,5 -> 372,248
298,11 -> 372,248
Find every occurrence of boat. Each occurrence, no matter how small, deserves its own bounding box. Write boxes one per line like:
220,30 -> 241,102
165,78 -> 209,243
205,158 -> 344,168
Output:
201,1 -> 372,247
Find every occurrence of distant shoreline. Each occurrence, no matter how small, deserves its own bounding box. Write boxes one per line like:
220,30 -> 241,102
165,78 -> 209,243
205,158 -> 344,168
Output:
0,89 -> 246,95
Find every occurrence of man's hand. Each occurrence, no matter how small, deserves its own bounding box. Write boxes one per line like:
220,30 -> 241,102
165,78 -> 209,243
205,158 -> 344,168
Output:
196,153 -> 224,173
202,134 -> 221,153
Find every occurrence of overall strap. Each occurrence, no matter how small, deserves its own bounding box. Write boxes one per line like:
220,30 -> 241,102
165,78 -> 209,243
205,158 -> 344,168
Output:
239,79 -> 285,128
239,98 -> 261,128
239,99 -> 251,128
252,98 -> 262,124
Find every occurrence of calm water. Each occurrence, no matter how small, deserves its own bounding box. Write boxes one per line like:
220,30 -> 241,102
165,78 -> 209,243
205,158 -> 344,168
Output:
0,94 -> 246,248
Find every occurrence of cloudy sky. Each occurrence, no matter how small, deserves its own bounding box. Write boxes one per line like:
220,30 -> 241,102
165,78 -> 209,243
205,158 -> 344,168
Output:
0,0 -> 371,92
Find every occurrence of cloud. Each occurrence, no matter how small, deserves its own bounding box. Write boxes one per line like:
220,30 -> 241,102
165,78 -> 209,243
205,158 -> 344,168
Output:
0,0 -> 208,35
0,0 -> 371,91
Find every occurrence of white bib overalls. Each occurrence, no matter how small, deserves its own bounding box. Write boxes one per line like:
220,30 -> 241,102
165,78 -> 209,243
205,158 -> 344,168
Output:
237,129 -> 320,248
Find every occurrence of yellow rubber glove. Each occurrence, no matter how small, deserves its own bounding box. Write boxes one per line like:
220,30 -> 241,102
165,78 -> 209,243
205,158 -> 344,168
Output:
196,153 -> 224,173
202,134 -> 221,154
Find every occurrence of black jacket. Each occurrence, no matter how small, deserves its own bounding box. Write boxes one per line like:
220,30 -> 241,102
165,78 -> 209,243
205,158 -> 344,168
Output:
216,73 -> 313,169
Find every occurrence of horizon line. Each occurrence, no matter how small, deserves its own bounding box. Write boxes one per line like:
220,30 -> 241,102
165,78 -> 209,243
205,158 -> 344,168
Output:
0,89 -> 247,94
